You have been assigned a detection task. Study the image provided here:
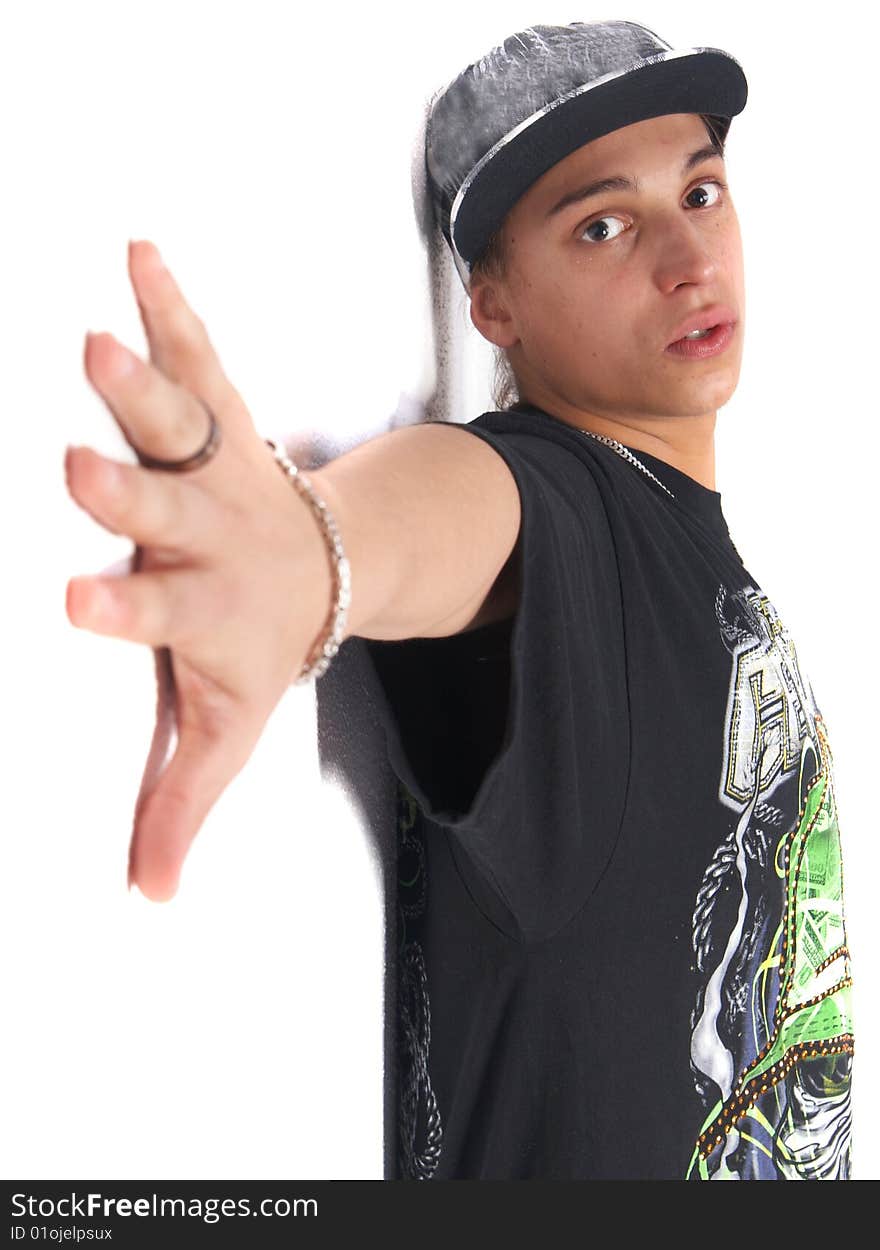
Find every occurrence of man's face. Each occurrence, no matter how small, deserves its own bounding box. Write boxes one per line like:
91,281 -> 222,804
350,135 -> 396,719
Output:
469,113 -> 745,424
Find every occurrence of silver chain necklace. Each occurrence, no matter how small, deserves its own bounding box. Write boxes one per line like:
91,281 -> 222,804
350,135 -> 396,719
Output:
576,427 -> 746,566
576,428 -> 676,498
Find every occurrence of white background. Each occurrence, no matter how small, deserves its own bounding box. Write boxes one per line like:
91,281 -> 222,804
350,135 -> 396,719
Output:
2,0 -> 876,1179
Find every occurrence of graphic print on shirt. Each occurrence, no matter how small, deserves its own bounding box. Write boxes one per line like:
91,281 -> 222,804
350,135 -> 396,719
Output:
686,583 -> 854,1180
396,779 -> 444,1179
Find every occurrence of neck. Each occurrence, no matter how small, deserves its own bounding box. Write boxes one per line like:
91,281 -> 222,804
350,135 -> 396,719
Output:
515,392 -> 718,492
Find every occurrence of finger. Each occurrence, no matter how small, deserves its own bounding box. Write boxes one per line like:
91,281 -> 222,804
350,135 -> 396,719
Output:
127,675 -> 269,902
127,240 -> 222,391
65,562 -> 221,647
64,443 -> 222,554
126,239 -> 255,443
83,330 -> 229,474
128,645 -> 178,898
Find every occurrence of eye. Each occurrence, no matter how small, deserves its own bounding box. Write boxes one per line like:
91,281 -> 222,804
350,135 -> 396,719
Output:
577,179 -> 728,245
684,179 -> 728,210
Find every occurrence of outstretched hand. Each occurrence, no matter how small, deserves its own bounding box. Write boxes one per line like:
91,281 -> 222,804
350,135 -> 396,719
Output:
65,240 -> 333,903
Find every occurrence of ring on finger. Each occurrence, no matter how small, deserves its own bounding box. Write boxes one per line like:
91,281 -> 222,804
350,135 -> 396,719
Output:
128,398 -> 222,473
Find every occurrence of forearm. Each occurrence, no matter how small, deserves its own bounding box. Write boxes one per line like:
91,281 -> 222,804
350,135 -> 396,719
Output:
306,422 -> 520,643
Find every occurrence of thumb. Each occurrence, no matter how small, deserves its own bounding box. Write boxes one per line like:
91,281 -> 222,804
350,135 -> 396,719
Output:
128,667 -> 267,903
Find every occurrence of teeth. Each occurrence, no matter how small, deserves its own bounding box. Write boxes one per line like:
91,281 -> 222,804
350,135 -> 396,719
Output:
683,327 -> 712,339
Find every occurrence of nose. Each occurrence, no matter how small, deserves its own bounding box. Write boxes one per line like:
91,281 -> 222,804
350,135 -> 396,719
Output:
654,218 -> 719,290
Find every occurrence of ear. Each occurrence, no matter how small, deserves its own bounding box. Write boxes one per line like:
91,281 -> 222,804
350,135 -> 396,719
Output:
469,272 -> 520,350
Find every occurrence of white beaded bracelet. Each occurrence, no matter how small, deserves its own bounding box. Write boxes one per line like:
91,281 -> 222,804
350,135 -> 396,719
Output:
264,438 -> 352,684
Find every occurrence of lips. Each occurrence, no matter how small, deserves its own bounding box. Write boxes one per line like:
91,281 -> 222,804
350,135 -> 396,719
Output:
666,304 -> 738,348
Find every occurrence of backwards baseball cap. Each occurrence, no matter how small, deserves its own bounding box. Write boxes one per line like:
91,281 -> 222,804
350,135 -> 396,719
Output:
425,19 -> 748,289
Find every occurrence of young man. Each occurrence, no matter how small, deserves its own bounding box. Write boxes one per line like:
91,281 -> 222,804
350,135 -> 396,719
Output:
66,21 -> 855,1180
346,21 -> 856,1181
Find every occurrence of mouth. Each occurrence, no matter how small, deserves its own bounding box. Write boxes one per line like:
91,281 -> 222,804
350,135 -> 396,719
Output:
665,320 -> 738,360
665,304 -> 738,348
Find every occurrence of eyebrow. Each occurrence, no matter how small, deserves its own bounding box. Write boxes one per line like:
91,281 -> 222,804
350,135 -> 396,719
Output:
544,144 -> 724,219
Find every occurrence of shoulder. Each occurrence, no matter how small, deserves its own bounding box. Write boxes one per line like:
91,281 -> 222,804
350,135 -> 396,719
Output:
456,410 -> 605,509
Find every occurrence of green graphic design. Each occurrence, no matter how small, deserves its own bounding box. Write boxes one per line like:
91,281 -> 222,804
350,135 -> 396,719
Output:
688,584 -> 854,1180
687,718 -> 853,1177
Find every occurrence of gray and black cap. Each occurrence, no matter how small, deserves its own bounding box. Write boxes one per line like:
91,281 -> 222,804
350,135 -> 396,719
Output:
425,19 -> 748,289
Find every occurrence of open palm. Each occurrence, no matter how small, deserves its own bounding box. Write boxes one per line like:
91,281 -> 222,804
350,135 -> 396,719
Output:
65,241 -> 334,902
